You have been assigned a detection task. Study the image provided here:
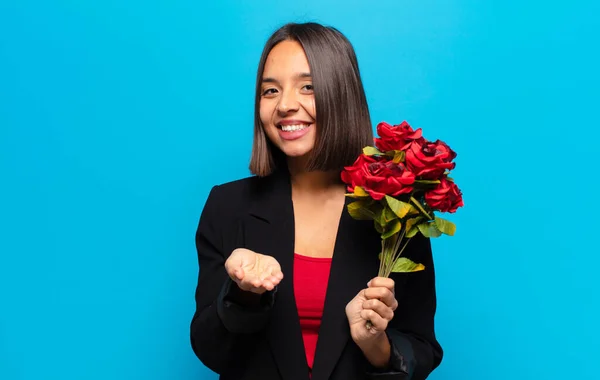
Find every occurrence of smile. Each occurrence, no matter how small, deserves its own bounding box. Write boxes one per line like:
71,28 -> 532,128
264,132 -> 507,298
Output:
276,123 -> 312,141
280,124 -> 310,132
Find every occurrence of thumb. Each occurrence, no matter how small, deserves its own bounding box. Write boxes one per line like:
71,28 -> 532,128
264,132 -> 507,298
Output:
231,267 -> 244,281
225,254 -> 244,276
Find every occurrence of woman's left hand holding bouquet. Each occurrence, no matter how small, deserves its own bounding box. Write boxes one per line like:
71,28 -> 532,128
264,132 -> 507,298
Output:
345,277 -> 399,368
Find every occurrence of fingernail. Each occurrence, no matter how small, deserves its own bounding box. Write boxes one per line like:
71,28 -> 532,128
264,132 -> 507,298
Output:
367,281 -> 371,287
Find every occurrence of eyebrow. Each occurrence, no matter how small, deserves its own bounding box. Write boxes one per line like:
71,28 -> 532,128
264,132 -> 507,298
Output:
262,72 -> 312,84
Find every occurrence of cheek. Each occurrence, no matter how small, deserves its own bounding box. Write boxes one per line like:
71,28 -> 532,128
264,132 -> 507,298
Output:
259,100 -> 275,127
301,98 -> 316,120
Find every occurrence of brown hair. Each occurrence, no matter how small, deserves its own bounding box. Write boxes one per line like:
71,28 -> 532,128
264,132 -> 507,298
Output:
249,22 -> 373,177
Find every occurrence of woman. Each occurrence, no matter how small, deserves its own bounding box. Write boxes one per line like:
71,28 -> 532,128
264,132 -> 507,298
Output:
190,22 -> 443,380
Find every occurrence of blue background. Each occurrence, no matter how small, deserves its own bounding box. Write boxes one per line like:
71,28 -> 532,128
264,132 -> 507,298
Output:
1,1 -> 598,379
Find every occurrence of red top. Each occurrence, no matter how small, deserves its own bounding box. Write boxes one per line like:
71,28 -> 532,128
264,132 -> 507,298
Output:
293,253 -> 333,375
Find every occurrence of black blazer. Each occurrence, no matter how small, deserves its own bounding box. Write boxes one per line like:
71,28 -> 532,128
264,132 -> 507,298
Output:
190,169 -> 443,380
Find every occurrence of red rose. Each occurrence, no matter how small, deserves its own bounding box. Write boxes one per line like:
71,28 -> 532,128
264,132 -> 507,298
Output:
424,178 -> 463,213
374,121 -> 424,152
404,139 -> 457,179
341,154 -> 378,193
342,155 -> 415,200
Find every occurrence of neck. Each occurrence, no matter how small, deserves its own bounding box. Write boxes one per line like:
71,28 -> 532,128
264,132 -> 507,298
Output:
287,158 -> 344,194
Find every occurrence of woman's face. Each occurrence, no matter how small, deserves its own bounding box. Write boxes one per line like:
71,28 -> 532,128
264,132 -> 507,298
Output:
259,40 -> 317,161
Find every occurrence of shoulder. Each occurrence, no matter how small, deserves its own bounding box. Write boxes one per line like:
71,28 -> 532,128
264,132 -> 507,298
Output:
202,174 -> 276,216
211,175 -> 261,197
199,169 -> 289,226
208,175 -> 265,204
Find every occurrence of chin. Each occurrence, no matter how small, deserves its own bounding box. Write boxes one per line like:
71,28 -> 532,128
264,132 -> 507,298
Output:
265,128 -> 316,161
279,143 -> 314,159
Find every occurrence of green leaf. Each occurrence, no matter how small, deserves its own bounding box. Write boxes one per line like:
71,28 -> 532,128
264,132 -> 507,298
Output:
368,202 -> 386,226
384,206 -> 398,223
417,222 -> 442,238
346,186 -> 370,198
363,146 -> 382,156
385,195 -> 417,218
414,179 -> 441,185
345,193 -> 363,199
390,257 -> 425,273
382,219 -> 402,239
434,216 -> 456,236
374,220 -> 383,234
355,186 -> 369,197
406,226 -> 420,238
373,206 -> 399,227
373,207 -> 386,227
405,217 -> 424,233
393,150 -> 405,163
347,200 -> 375,220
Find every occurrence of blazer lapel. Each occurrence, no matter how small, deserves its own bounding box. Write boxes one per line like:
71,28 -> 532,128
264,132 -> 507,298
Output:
242,170 -> 310,380
311,199 -> 381,380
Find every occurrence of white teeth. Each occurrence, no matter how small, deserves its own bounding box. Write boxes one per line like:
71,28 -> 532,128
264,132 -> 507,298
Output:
281,124 -> 309,132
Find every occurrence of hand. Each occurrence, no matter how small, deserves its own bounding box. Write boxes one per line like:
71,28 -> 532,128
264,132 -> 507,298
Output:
345,277 -> 398,344
225,248 -> 284,295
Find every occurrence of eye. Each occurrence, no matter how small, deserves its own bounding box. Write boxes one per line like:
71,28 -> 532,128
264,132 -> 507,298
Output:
262,88 -> 278,96
302,84 -> 314,92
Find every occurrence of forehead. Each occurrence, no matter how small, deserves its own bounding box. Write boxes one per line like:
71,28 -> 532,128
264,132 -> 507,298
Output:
263,40 -> 311,77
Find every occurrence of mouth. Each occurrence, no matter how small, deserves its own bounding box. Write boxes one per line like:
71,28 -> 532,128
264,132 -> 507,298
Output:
277,123 -> 311,132
275,121 -> 313,141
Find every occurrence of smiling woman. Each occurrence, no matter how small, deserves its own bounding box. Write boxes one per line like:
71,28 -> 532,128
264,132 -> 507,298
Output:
249,23 -> 373,177
190,22 -> 442,380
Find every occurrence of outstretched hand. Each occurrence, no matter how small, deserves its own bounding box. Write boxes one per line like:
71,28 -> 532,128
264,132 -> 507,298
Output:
225,248 -> 284,294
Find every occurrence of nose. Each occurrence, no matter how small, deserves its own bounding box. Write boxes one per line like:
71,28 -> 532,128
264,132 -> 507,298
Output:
277,89 -> 299,114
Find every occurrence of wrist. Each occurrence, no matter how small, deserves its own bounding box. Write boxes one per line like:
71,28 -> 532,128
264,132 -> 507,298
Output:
357,332 -> 391,369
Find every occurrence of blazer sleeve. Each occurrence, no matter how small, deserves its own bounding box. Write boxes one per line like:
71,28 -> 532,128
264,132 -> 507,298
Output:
190,185 -> 275,374
366,234 -> 443,380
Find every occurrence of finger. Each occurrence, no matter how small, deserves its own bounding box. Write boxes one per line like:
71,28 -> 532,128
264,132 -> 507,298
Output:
271,267 -> 284,280
254,271 -> 280,289
228,269 -> 244,290
233,268 -> 244,281
265,275 -> 282,286
235,272 -> 254,291
250,277 -> 262,288
261,264 -> 275,281
226,260 -> 243,278
263,261 -> 283,279
236,280 -> 252,291
262,280 -> 276,291
360,309 -> 388,332
368,277 -> 395,293
364,287 -> 395,307
239,274 -> 260,290
362,299 -> 394,321
238,276 -> 267,294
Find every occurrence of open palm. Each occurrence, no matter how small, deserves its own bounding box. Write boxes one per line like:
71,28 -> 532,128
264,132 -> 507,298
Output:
225,248 -> 284,294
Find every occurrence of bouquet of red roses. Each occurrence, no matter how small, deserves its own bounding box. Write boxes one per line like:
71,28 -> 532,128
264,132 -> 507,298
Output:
341,121 -> 464,277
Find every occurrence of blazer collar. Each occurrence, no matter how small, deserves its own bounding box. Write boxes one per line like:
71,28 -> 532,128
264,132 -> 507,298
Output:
247,167 -> 293,224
